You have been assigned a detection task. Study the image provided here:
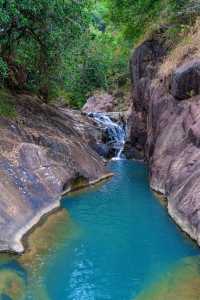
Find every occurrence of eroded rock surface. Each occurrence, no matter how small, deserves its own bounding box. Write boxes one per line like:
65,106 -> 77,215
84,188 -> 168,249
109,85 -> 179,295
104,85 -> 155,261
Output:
128,34 -> 200,245
0,94 -> 110,253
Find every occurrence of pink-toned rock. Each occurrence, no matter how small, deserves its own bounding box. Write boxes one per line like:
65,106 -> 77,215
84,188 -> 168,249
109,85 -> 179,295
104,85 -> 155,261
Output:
128,35 -> 200,246
82,93 -> 114,113
0,94 -> 110,253
171,60 -> 200,100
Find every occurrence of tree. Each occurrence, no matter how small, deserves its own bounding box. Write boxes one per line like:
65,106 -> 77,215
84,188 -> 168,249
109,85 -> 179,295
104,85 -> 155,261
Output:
0,0 -> 91,97
107,0 -> 188,42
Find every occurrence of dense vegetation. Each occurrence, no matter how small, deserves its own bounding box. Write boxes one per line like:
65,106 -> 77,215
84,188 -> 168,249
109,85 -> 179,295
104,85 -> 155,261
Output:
0,0 -> 198,109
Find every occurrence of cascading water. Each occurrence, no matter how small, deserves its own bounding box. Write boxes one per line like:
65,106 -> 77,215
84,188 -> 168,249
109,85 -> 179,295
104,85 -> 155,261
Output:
88,112 -> 126,160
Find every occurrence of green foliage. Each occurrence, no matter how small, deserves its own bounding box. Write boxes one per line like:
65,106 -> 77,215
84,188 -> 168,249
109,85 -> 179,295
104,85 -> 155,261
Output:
0,0 -> 132,107
60,0 -> 193,107
107,0 -> 188,43
61,29 -> 129,107
0,0 -> 92,95
0,57 -> 8,80
0,0 -> 193,108
0,89 -> 16,117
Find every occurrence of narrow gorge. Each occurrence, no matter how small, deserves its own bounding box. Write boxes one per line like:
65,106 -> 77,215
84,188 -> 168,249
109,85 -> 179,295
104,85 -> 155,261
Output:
1,1 -> 200,299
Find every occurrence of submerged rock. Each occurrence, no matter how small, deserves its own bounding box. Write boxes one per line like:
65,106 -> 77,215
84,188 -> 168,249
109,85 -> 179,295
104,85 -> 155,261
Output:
0,269 -> 25,300
19,209 -> 77,269
0,94 -> 110,253
135,256 -> 200,300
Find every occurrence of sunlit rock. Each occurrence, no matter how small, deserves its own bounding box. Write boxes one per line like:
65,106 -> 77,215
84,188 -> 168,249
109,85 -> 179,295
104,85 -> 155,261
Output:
0,94 -> 109,253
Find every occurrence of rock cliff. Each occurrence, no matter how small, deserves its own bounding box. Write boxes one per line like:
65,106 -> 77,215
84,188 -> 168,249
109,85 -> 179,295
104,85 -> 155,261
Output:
0,93 -> 111,253
128,31 -> 200,245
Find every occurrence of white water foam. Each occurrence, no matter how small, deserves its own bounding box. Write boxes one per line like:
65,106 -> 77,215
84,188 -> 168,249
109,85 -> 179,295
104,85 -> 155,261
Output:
88,112 -> 126,160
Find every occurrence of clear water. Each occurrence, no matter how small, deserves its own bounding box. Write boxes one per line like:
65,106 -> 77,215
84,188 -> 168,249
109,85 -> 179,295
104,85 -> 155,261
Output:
0,161 -> 199,300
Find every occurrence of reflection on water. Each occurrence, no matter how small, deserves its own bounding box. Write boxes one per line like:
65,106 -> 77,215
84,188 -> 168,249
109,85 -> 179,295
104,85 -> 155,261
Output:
0,161 -> 199,300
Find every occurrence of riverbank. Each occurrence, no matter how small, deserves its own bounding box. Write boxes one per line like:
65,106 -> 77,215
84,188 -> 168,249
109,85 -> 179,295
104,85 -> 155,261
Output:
17,171 -> 114,254
0,92 -> 112,253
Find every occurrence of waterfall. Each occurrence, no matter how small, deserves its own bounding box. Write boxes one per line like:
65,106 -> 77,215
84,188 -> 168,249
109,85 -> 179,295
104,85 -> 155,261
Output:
88,112 -> 126,160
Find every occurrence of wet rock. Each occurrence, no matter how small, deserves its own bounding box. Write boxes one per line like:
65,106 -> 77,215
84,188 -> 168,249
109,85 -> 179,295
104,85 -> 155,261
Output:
171,60 -> 200,100
0,269 -> 25,300
0,94 -> 110,253
87,112 -> 126,159
91,143 -> 111,158
105,112 -> 128,124
19,209 -> 77,270
123,142 -> 144,160
125,109 -> 147,160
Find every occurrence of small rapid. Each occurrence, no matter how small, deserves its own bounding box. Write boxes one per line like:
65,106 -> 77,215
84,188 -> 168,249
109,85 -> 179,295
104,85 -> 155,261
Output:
88,112 -> 126,160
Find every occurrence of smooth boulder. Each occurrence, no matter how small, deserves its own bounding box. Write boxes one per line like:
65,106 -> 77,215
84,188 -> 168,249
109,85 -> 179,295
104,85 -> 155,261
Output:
0,93 -> 109,253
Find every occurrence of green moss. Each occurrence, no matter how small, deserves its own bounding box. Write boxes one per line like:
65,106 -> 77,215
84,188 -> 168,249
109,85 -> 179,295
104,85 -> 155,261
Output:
0,89 -> 16,118
70,176 -> 89,190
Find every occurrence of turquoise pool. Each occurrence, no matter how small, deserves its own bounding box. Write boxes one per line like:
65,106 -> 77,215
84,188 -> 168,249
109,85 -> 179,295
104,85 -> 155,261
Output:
0,161 -> 199,299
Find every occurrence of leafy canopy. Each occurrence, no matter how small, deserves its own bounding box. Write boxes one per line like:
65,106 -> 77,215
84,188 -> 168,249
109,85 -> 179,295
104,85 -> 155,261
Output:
0,0 -> 91,94
0,0 -> 192,109
107,0 -> 188,42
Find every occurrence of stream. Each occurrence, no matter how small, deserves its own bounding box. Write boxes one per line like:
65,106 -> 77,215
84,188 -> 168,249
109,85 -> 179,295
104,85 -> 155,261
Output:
0,160 -> 199,300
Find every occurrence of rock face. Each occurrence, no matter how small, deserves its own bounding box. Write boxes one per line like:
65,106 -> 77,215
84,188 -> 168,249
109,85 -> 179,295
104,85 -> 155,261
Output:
82,90 -> 131,113
171,60 -> 200,100
128,35 -> 200,245
124,109 -> 146,160
0,94 -> 110,253
82,93 -> 115,113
